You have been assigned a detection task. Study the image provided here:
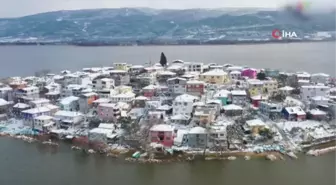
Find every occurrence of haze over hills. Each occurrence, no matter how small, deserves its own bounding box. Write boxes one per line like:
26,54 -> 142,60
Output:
0,8 -> 335,45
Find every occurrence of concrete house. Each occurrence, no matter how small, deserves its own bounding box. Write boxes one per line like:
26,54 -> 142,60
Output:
173,94 -> 198,116
300,85 -> 330,102
54,110 -> 84,129
311,73 -> 329,84
22,107 -> 51,127
213,89 -> 231,105
92,78 -> 114,90
167,77 -> 187,96
199,69 -> 229,84
0,86 -> 14,102
247,79 -> 264,97
282,106 -> 306,121
241,68 -> 257,79
231,90 -> 247,105
186,126 -> 208,149
79,92 -> 98,113
97,103 -> 120,122
60,96 -> 79,111
229,70 -> 242,80
149,124 -> 175,147
186,80 -> 205,97
259,102 -> 283,119
110,70 -> 130,86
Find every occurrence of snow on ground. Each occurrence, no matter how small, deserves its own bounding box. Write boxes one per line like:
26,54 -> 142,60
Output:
0,119 -> 32,135
276,120 -> 335,145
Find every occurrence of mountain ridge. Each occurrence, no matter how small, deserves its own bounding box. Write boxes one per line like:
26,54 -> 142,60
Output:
0,8 -> 335,45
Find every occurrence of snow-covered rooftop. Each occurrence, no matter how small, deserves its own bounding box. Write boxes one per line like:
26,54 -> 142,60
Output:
150,124 -> 174,132
201,69 -> 227,76
175,94 -> 198,102
284,107 -> 306,115
34,115 -> 54,120
60,96 -> 79,105
223,104 -> 243,110
54,111 -> 83,117
231,90 -> 247,96
189,126 -> 207,134
22,107 -> 50,114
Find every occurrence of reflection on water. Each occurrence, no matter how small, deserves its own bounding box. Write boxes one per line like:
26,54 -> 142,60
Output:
0,138 -> 335,185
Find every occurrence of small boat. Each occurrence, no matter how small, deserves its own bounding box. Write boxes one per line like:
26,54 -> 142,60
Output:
132,151 -> 141,159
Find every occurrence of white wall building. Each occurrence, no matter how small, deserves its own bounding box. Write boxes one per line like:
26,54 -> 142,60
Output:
231,90 -> 247,105
186,62 -> 204,73
61,84 -> 83,97
311,73 -> 329,84
263,80 -> 278,95
110,92 -> 135,103
60,96 -> 80,111
30,98 -> 50,108
33,115 -> 55,132
15,86 -> 39,99
296,72 -> 311,81
0,86 -> 13,101
92,78 -> 115,90
229,70 -> 241,80
54,110 -> 84,129
173,94 -> 198,116
300,85 -> 330,102
167,77 -> 187,95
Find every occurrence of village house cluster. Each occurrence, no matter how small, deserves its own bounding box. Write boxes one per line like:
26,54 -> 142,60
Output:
0,60 -> 335,153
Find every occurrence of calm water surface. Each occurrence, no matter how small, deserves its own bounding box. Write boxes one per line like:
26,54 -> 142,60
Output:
0,42 -> 335,77
0,138 -> 335,185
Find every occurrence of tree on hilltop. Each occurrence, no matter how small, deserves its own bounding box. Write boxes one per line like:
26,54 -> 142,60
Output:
159,52 -> 167,67
257,72 -> 266,80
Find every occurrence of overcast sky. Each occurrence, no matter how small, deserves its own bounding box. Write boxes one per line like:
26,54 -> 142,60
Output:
0,0 -> 334,18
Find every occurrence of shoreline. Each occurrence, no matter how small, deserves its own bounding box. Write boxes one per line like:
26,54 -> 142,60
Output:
0,40 -> 334,47
2,133 -> 335,164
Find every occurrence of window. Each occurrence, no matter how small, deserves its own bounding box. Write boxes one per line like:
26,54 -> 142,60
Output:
184,102 -> 187,106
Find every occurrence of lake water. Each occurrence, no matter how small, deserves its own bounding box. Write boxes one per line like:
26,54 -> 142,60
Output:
0,42 -> 335,77
0,138 -> 335,185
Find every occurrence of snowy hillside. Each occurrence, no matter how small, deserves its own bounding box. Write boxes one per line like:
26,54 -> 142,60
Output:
0,8 -> 335,44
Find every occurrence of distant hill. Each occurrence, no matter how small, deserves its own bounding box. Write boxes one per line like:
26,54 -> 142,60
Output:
0,8 -> 335,45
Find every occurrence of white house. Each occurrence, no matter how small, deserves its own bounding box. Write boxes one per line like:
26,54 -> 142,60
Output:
229,70 -> 241,80
33,115 -> 55,132
186,62 -> 204,73
61,84 -> 83,97
300,85 -> 330,102
263,79 -> 278,95
60,96 -> 79,111
311,96 -> 330,107
15,86 -> 39,100
231,90 -> 247,105
0,86 -> 13,101
167,77 -> 187,95
22,107 -> 51,127
311,73 -> 329,84
259,102 -> 283,118
54,110 -> 84,129
92,78 -> 115,90
173,94 -> 198,116
110,92 -> 135,103
296,72 -> 311,81
30,98 -> 50,108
